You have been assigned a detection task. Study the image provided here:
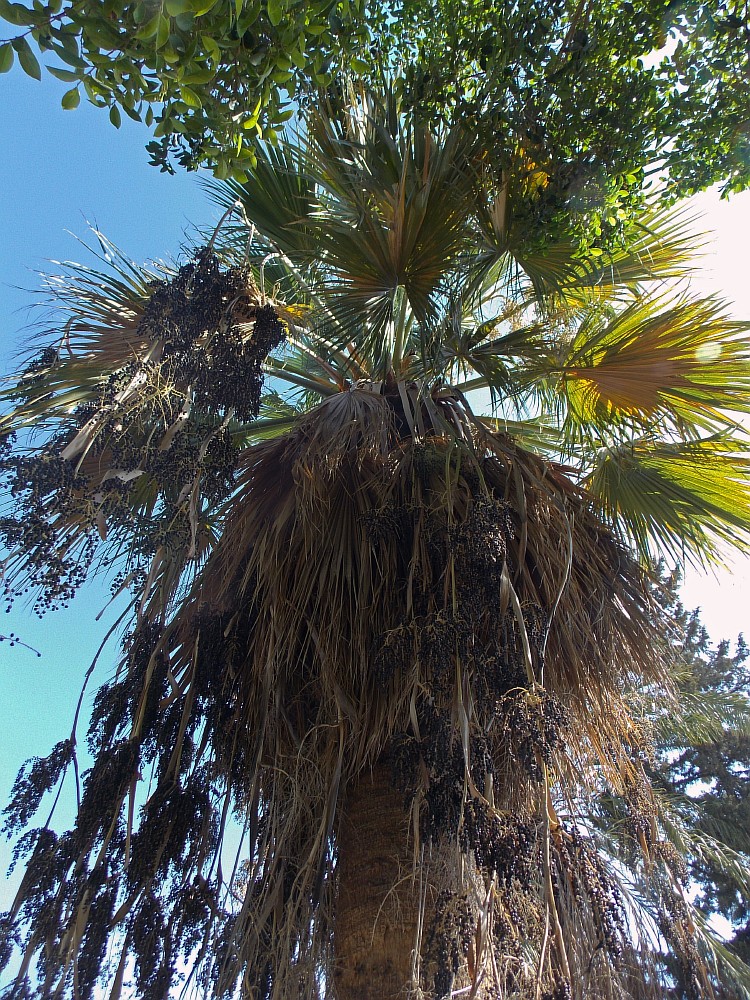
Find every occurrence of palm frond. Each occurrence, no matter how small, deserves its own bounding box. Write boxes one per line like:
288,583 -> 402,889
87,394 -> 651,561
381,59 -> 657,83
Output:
692,910 -> 750,1000
585,436 -> 750,564
307,113 -> 475,362
560,293 -> 750,433
653,684 -> 750,747
207,141 -> 318,261
471,414 -> 564,453
0,242 -> 289,615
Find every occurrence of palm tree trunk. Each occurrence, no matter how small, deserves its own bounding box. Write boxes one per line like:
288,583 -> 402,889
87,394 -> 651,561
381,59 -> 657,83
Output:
333,762 -> 419,1000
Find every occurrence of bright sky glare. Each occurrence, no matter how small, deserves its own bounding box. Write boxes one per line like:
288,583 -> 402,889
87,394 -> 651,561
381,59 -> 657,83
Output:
677,187 -> 750,641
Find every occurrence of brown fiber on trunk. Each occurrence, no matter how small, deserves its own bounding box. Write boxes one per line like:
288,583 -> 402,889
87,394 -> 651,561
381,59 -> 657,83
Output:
333,762 -> 420,1000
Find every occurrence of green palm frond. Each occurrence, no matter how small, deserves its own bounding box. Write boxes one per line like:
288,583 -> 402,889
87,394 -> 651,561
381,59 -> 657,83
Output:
0,252 -> 156,428
207,141 -> 318,260
232,396 -> 303,444
671,822 -> 750,898
692,910 -> 750,1000
266,352 -> 341,398
440,314 -> 552,401
585,436 -> 750,564
0,239 -> 292,613
559,292 -> 750,433
584,769 -> 750,1000
594,204 -> 703,287
654,802 -> 750,992
209,99 -> 478,375
306,116 -> 475,362
472,414 -> 565,453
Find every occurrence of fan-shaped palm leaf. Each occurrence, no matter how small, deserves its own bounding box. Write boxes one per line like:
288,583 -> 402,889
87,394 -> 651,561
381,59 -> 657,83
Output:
560,293 -> 750,433
473,178 -> 701,301
585,436 -> 750,564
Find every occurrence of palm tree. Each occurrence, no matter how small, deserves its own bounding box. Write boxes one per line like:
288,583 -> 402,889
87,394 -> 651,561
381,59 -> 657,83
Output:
3,89 -> 750,1000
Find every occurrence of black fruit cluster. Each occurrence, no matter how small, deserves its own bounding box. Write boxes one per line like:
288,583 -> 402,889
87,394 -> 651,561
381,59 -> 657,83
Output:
0,445 -> 97,614
141,249 -> 286,423
425,889 -> 474,999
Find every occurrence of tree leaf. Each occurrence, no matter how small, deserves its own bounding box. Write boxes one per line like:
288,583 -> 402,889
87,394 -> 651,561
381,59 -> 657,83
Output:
180,65 -> 215,84
61,85 -> 80,109
0,0 -> 36,25
121,102 -> 142,121
109,104 -> 122,127
46,64 -> 80,81
155,13 -> 170,47
202,34 -> 220,60
0,41 -> 13,73
49,39 -> 87,69
289,46 -> 306,69
189,0 -> 219,13
15,36 -> 41,79
180,84 -> 201,107
174,11 -> 194,30
267,0 -> 284,27
135,13 -> 160,39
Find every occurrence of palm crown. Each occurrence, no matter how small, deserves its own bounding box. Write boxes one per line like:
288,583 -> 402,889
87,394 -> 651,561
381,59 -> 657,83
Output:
3,90 -> 750,1000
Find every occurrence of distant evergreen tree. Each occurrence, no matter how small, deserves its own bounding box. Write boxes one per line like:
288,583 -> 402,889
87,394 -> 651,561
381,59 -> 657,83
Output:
647,572 -> 750,995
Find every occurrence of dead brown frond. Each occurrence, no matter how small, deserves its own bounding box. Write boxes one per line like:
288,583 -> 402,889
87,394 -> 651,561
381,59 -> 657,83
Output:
3,385 -> 689,1000
112,386 -> 670,995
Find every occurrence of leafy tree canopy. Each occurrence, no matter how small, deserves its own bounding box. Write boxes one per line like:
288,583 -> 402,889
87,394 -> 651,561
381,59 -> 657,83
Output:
0,0 -> 748,206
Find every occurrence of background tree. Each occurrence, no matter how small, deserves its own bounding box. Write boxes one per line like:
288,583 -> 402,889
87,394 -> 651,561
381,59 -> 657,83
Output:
652,578 -> 750,993
582,569 -> 750,999
2,91 -> 750,998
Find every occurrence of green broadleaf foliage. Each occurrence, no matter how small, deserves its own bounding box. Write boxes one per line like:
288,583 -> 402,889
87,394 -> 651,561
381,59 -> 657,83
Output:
0,0 -> 746,191
47,64 -> 80,81
50,40 -> 87,69
179,84 -> 202,107
0,41 -> 13,72
134,12 -> 159,38
267,0 -> 283,26
0,0 -> 35,24
61,85 -> 80,109
155,12 -> 169,47
15,35 -> 41,79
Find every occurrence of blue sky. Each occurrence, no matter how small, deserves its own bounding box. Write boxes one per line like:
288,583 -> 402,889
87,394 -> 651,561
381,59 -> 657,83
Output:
1,58 -> 750,918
